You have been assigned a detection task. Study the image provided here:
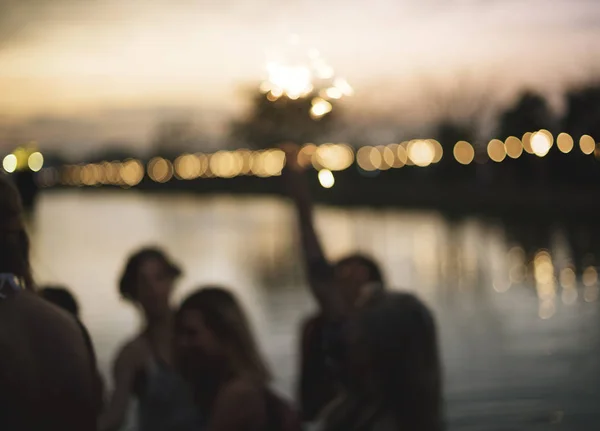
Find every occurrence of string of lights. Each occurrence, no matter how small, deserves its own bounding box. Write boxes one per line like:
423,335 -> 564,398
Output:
3,130 -> 597,190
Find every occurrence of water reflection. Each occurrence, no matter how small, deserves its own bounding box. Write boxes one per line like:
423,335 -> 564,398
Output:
26,191 -> 600,429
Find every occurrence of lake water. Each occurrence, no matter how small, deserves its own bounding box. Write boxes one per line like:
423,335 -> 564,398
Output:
27,191 -> 600,430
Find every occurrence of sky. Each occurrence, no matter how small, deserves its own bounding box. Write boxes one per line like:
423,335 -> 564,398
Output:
1,0 -> 599,157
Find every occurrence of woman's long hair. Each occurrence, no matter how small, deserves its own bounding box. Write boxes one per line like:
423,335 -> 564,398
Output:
356,292 -> 443,431
0,175 -> 33,290
176,287 -> 271,383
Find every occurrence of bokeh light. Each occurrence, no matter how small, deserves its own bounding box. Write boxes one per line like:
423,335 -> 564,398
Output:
430,140 -> 443,163
148,157 -> 173,183
356,146 -> 380,171
2,154 -> 17,173
557,133 -> 574,153
579,135 -> 595,155
522,132 -> 534,154
28,152 -> 44,172
120,159 -> 144,186
175,154 -> 201,180
314,144 -> 354,171
531,131 -> 552,157
504,137 -> 523,159
487,139 -> 506,162
262,149 -> 286,176
318,169 -> 335,188
453,141 -> 475,165
298,144 -> 317,169
310,98 -> 333,119
377,145 -> 395,170
407,140 -> 435,167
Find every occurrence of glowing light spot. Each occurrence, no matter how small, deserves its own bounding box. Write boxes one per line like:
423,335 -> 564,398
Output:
557,133 -> 574,153
579,135 -> 595,155
487,139 -> 506,162
210,151 -> 242,178
174,154 -> 201,180
324,87 -> 343,99
356,146 -> 380,171
504,136 -> 523,159
266,62 -> 313,100
560,267 -> 577,289
407,140 -> 435,167
2,154 -> 17,173
429,140 -> 443,163
453,141 -> 475,165
148,157 -> 173,183
298,144 -> 317,169
318,169 -> 335,188
120,159 -> 144,186
539,299 -> 556,320
310,98 -> 333,119
531,131 -> 552,157
236,149 -> 253,175
522,132 -> 534,154
583,266 -> 598,287
333,78 -> 354,96
262,149 -> 286,176
377,145 -> 395,170
27,152 -> 44,172
393,143 -> 408,168
314,144 -> 354,171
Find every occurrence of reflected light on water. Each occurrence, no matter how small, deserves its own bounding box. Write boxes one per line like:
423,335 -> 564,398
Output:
533,250 -> 556,319
453,141 -> 475,165
318,169 -> 335,188
583,266 -> 599,303
560,267 -> 578,305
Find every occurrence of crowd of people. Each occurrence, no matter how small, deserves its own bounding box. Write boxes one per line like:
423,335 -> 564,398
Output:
0,145 -> 443,431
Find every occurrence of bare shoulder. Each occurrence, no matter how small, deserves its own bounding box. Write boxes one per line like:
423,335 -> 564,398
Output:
113,334 -> 148,371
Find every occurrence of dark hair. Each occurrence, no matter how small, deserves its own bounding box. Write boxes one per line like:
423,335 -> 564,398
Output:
176,286 -> 271,382
0,175 -> 33,290
335,253 -> 384,285
118,247 -> 181,301
357,292 -> 443,431
39,286 -> 79,317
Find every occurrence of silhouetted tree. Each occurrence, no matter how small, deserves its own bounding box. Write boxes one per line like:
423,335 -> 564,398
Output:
231,90 -> 338,149
563,84 -> 600,139
497,91 -> 555,138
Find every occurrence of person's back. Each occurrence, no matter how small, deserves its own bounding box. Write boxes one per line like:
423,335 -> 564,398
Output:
0,175 -> 99,430
0,288 -> 99,430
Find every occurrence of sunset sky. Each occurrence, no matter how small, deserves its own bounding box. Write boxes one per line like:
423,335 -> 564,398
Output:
1,0 -> 599,156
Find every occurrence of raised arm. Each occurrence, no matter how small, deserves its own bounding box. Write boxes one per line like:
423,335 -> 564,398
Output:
282,144 -> 346,319
98,343 -> 138,431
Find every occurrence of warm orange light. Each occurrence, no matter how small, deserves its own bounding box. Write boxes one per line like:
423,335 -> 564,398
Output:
148,157 -> 173,183
557,133 -> 574,153
407,140 -> 435,167
579,135 -> 595,155
522,132 -> 534,154
453,141 -> 474,165
487,139 -> 506,162
504,136 -> 523,159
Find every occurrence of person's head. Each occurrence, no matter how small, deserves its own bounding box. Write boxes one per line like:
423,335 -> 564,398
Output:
345,293 -> 442,430
0,175 -> 33,290
119,247 -> 181,319
174,286 -> 270,386
333,254 -> 384,308
39,286 -> 79,317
